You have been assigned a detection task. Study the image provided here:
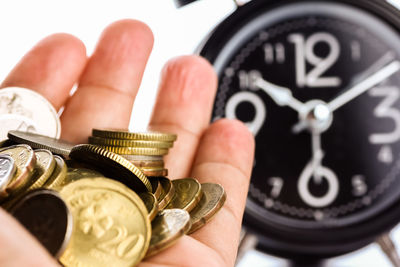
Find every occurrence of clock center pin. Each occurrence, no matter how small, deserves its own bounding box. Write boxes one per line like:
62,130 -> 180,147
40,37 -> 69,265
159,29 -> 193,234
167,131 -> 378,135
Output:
301,100 -> 333,133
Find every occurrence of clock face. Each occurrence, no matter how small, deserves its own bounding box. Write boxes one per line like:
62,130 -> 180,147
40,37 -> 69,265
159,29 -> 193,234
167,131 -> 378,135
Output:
209,0 -> 400,233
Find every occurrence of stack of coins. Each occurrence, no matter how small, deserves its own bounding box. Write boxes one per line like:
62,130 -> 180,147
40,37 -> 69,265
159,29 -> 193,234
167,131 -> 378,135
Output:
0,130 -> 226,267
88,129 -> 177,178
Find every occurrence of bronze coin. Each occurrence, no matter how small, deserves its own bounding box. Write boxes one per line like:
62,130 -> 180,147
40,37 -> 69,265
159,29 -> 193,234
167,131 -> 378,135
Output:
142,168 -> 168,177
157,177 -> 175,210
10,188 -> 73,258
129,160 -> 165,168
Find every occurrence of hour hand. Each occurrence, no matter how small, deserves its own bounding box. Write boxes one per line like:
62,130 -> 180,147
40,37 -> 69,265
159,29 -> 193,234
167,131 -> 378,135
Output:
255,78 -> 306,114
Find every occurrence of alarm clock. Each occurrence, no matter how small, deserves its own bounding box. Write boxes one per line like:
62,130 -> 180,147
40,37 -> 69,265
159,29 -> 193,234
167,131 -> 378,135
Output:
177,0 -> 400,263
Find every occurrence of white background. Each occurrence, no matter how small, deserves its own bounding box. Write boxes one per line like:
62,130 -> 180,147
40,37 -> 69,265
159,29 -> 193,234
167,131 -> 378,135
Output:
0,0 -> 399,266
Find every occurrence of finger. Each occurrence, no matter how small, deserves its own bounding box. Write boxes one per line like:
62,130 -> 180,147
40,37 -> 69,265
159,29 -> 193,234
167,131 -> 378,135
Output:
190,119 -> 255,267
60,19 -> 154,143
148,55 -> 217,178
0,209 -> 58,267
1,33 -> 87,110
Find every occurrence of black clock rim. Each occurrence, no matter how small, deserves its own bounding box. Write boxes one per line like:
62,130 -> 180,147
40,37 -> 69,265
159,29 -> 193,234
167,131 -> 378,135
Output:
199,0 -> 400,259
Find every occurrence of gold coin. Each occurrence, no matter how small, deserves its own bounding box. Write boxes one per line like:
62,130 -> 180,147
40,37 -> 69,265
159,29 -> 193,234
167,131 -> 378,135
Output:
99,146 -> 169,156
46,165 -> 103,191
59,178 -> 151,267
188,183 -> 226,234
149,178 -> 163,200
157,177 -> 175,210
145,209 -> 191,258
8,131 -> 74,157
28,149 -> 56,191
0,144 -> 36,198
88,136 -> 173,148
166,178 -> 203,212
92,129 -> 177,142
43,155 -> 67,190
120,154 -> 163,162
69,144 -> 151,193
141,169 -> 168,178
128,160 -> 164,169
139,192 -> 158,221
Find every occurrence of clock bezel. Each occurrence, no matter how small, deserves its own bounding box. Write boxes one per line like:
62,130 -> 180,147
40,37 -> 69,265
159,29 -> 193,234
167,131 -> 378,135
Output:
199,0 -> 400,258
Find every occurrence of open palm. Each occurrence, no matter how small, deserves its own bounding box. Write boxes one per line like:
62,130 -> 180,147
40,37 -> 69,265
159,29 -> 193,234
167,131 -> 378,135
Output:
0,20 -> 254,267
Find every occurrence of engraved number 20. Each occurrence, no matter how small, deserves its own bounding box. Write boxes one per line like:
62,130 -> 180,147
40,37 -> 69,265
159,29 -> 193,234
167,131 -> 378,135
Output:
97,226 -> 144,259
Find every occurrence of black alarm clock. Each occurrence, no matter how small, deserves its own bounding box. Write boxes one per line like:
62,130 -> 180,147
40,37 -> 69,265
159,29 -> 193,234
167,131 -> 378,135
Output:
177,0 -> 400,263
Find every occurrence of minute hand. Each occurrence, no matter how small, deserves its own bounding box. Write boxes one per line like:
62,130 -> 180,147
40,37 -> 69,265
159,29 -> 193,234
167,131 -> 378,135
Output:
328,61 -> 400,112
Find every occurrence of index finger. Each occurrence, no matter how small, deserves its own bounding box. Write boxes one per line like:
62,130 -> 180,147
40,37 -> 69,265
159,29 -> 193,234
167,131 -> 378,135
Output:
60,19 -> 154,143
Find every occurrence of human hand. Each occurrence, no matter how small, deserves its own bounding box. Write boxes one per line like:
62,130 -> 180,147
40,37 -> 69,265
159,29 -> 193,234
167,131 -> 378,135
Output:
0,19 -> 254,267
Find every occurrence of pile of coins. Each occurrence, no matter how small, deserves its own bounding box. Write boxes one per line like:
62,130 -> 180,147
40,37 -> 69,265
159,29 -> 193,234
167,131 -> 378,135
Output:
88,129 -> 176,178
0,86 -> 226,266
0,130 -> 226,266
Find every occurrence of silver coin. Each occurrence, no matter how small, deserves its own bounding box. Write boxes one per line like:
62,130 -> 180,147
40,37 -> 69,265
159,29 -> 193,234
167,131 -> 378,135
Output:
0,154 -> 16,192
146,209 -> 191,257
8,131 -> 74,157
0,144 -> 36,198
0,87 -> 61,140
